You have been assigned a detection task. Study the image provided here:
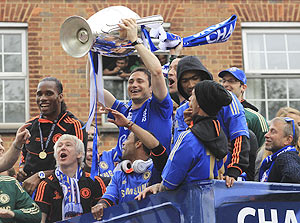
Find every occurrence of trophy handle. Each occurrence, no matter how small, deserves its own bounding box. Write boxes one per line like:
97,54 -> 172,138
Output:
102,15 -> 164,34
60,5 -> 164,58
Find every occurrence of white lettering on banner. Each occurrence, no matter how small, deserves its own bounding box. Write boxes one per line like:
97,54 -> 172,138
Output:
237,207 -> 298,223
237,207 -> 256,223
206,24 -> 234,44
216,27 -> 227,42
285,210 -> 298,223
258,209 -> 278,223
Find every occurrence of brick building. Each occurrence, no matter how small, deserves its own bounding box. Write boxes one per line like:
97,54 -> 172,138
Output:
1,0 -> 300,157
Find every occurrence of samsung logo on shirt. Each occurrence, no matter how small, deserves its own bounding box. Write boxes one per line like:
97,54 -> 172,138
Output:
100,170 -> 114,178
121,183 -> 149,197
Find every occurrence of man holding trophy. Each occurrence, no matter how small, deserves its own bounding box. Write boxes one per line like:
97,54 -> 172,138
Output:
90,17 -> 172,220
102,18 -> 173,157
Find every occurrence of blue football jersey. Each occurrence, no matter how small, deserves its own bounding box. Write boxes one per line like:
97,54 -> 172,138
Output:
162,130 -> 222,189
173,92 -> 249,145
101,163 -> 161,204
108,93 -> 173,157
97,147 -> 120,178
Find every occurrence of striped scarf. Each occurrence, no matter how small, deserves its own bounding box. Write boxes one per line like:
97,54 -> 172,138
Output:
259,145 -> 296,182
55,166 -> 83,219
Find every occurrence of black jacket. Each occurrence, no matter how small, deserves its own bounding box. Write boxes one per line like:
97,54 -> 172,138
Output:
241,99 -> 259,112
35,172 -> 108,223
268,151 -> 300,183
191,115 -> 228,160
21,111 -> 87,177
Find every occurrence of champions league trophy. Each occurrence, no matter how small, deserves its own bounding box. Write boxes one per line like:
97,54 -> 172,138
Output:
60,6 -> 163,58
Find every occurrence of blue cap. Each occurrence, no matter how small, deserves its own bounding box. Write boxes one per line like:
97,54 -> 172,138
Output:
218,67 -> 247,85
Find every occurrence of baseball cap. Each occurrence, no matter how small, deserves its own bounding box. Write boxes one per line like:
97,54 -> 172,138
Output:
218,67 -> 247,85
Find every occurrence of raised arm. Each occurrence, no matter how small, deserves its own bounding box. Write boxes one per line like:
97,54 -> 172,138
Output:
0,123 -> 31,172
119,19 -> 168,101
103,89 -> 116,108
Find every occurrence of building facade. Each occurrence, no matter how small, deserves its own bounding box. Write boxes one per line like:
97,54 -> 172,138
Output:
1,0 -> 300,155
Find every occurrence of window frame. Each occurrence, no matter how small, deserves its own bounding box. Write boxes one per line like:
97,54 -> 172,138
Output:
242,22 -> 300,121
242,22 -> 300,74
0,23 -> 29,130
101,75 -> 129,129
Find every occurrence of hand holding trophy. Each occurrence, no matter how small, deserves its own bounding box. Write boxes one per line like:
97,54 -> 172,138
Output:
60,6 -> 163,58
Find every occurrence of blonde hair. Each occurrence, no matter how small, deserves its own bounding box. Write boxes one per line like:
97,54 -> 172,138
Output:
276,107 -> 300,118
53,134 -> 85,168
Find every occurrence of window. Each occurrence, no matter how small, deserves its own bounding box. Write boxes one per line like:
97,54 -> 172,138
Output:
242,23 -> 300,120
0,23 -> 28,129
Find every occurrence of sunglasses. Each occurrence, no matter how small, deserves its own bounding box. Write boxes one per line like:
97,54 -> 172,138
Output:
284,117 -> 295,140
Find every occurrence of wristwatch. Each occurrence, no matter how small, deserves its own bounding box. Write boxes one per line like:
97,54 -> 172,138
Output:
38,171 -> 46,180
131,38 -> 143,46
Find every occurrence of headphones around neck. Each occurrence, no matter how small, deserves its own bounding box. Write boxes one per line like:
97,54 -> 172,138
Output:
121,159 -> 153,174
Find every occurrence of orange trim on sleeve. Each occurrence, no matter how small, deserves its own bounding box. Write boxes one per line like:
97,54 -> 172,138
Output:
36,200 -> 51,205
38,119 -> 53,124
188,120 -> 194,128
151,146 -> 166,157
35,181 -> 47,202
228,135 -> 242,166
212,120 -> 220,137
56,112 -> 67,132
64,117 -> 83,141
20,152 -> 25,165
95,176 -> 107,196
101,198 -> 113,207
26,115 -> 39,123
227,165 -> 243,174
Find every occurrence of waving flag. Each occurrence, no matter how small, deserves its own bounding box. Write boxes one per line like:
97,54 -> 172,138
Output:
145,15 -> 237,51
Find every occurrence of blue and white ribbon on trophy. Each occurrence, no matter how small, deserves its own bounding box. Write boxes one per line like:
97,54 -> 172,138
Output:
83,52 -> 105,180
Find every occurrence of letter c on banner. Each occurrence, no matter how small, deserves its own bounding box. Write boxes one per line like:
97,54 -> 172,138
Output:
237,207 -> 256,223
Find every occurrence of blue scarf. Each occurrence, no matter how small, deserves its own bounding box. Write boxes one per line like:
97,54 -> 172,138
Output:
259,145 -> 297,182
55,166 -> 83,219
143,15 -> 237,52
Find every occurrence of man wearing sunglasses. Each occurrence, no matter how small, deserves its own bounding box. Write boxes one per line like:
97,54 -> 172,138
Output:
259,117 -> 300,183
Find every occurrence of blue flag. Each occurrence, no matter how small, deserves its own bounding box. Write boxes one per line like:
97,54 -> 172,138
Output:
148,15 -> 237,51
183,15 -> 237,47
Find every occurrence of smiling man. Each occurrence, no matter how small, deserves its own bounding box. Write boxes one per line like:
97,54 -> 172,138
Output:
35,134 -> 107,223
259,117 -> 300,183
103,18 -> 173,158
17,77 -> 87,196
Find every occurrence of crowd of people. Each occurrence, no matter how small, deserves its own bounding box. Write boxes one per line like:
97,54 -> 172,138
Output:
1,18 -> 300,223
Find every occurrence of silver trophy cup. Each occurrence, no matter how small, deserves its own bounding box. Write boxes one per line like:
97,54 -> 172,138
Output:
60,6 -> 163,58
